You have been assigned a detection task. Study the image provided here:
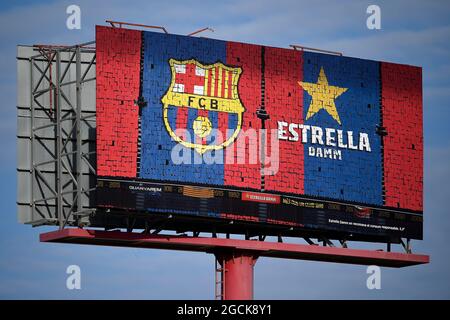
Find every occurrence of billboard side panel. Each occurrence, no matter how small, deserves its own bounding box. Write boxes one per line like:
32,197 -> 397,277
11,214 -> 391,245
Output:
17,45 -> 96,225
381,62 -> 423,211
96,26 -> 141,177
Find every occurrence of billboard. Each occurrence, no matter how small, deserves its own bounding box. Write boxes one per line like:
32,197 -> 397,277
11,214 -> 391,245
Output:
96,26 -> 423,241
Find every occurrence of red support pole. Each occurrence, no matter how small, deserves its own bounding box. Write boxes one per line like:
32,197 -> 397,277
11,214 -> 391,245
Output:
217,252 -> 258,300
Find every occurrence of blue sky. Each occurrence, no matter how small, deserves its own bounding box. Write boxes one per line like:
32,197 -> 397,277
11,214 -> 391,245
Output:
1,0 -> 450,299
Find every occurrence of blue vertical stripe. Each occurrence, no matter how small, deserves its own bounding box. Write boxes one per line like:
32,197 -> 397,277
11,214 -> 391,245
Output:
140,31 -> 226,185
186,108 -> 198,144
227,113 -> 238,139
207,110 -> 219,144
302,52 -> 383,205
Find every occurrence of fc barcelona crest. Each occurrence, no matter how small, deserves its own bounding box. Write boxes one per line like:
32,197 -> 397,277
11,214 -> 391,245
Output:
161,58 -> 245,154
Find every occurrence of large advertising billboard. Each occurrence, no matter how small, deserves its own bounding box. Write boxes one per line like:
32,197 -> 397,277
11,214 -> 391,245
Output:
96,26 -> 423,241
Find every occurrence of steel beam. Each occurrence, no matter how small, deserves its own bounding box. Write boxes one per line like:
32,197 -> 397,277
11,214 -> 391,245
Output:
76,46 -> 82,225
55,51 -> 63,229
41,229 -> 429,268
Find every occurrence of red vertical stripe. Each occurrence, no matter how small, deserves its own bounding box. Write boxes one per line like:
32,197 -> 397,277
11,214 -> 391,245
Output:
263,47 -> 304,194
210,67 -> 214,97
218,70 -> 230,149
214,67 -> 220,97
228,71 -> 233,98
218,112 -> 228,147
381,62 -> 423,212
225,42 -> 262,190
204,69 -> 209,96
221,68 -> 226,97
96,26 -> 141,178
175,107 -> 189,140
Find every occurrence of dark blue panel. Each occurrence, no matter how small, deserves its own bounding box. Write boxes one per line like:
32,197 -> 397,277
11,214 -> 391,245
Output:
186,107 -> 198,144
228,113 -> 238,139
302,52 -> 382,205
140,31 -> 227,185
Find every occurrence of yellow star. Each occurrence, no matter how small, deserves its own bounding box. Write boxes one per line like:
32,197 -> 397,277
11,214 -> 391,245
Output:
298,67 -> 348,125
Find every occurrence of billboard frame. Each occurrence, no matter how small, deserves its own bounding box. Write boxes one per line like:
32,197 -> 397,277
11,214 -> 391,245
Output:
18,42 -> 96,228
93,24 -> 423,241
17,34 -> 421,243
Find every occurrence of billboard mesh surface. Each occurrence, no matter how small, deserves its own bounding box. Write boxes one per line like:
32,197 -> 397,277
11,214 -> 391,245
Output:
96,26 -> 423,240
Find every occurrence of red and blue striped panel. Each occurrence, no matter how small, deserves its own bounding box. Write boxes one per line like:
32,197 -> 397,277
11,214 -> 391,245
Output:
96,26 -> 423,212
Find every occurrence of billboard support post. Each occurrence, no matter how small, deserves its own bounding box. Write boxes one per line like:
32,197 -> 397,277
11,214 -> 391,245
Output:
215,252 -> 258,300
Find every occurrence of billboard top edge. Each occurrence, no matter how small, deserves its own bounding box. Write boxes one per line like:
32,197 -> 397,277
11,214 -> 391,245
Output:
95,25 -> 422,69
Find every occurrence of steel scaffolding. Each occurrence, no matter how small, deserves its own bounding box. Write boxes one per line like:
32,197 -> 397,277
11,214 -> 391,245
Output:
17,42 -> 97,228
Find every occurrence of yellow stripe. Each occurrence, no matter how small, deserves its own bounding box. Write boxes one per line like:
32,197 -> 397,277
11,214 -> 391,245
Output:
232,71 -> 238,99
217,67 -> 223,97
204,69 -> 209,96
210,67 -> 216,96
224,70 -> 229,99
